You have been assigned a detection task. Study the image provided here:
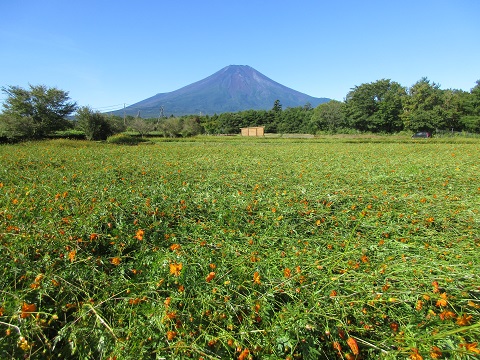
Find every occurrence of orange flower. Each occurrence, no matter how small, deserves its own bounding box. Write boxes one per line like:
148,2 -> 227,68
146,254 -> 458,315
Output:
166,331 -> 177,340
468,300 -> 480,309
68,250 -> 76,262
110,257 -> 121,266
165,311 -> 176,320
347,337 -> 359,355
206,272 -> 216,282
34,273 -> 44,283
436,293 -> 448,307
135,229 -> 144,240
21,303 -> 37,318
439,310 -> 456,320
0,307 -> 4,316
170,243 -> 181,251
129,298 -> 141,305
456,314 -> 472,326
90,233 -> 98,241
332,341 -> 342,352
253,271 -> 261,285
430,346 -> 442,359
169,262 -> 183,276
208,338 -> 217,347
283,268 -> 291,278
459,342 -> 480,354
238,348 -> 250,360
409,348 -> 423,360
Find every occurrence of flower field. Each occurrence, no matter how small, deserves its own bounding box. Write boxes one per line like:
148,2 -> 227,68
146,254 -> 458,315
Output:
1,137 -> 479,359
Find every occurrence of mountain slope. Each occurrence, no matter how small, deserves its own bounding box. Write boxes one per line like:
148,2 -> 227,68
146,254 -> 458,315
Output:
116,65 -> 330,117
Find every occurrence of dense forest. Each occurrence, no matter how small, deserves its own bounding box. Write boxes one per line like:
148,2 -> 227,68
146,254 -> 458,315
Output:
1,77 -> 479,141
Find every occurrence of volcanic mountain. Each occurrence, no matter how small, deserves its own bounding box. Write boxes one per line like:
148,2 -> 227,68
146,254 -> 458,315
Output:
116,65 -> 330,117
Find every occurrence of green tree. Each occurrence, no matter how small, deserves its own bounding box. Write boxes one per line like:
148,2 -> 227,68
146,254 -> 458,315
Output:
266,100 -> 283,133
180,116 -> 204,137
459,80 -> 480,132
344,79 -> 406,132
277,106 -> 312,133
1,84 -> 77,139
272,99 -> 283,114
401,78 -> 445,132
441,89 -> 467,131
201,114 -> 221,134
158,117 -> 184,137
76,106 -> 114,140
131,118 -> 154,137
310,100 -> 346,133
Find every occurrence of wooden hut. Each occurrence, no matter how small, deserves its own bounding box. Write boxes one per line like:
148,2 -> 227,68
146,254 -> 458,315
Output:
240,126 -> 265,137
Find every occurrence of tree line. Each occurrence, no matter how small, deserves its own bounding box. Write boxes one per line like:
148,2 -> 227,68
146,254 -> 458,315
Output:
1,77 -> 479,141
203,78 -> 480,135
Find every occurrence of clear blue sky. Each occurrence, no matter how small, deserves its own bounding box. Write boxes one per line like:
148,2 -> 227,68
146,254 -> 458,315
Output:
1,0 -> 479,112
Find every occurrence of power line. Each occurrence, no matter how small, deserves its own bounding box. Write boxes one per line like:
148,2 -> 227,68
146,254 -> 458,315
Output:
91,103 -> 128,112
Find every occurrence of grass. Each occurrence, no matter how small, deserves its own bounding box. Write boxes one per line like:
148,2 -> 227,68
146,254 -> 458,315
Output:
0,137 -> 479,359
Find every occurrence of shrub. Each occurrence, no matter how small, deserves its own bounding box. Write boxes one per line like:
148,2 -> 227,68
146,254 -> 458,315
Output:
76,106 -> 114,140
106,133 -> 148,145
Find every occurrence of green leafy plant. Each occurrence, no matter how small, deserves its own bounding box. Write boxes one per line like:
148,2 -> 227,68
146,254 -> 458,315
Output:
0,137 -> 479,359
106,134 -> 149,145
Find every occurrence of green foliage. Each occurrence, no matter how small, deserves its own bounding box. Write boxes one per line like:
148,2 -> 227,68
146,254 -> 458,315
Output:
309,100 -> 346,133
401,78 -> 445,132
0,113 -> 36,140
199,79 -> 480,136
4,77 -> 480,142
460,116 -> 480,133
76,106 -> 114,140
106,133 -> 149,145
276,106 -> 313,133
272,99 -> 282,113
0,85 -> 77,139
0,138 -> 479,359
345,79 -> 406,132
51,129 -> 86,140
157,117 -> 185,137
130,118 -> 154,137
180,116 -> 204,137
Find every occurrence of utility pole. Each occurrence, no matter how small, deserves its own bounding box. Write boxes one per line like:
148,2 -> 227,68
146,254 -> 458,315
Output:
157,106 -> 164,125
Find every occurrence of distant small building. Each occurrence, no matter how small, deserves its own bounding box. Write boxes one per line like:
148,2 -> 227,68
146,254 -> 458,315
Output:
240,126 -> 265,137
